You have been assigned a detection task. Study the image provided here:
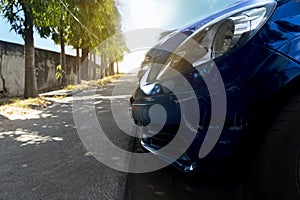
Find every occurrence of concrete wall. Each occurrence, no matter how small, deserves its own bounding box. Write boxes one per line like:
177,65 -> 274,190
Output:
35,48 -> 77,93
0,40 -> 78,97
0,41 -> 25,96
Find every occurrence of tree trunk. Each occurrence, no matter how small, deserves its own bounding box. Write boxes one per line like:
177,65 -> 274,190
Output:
98,54 -> 101,79
81,47 -> 89,80
60,24 -> 67,87
60,41 -> 67,87
116,62 -> 119,74
76,47 -> 81,84
89,53 -> 92,80
109,60 -> 114,76
93,53 -> 96,80
0,48 -> 7,96
24,6 -> 37,98
101,53 -> 107,78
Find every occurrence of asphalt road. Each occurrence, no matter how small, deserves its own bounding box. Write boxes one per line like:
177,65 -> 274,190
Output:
0,90 -> 127,199
0,74 -> 242,199
125,169 -> 242,200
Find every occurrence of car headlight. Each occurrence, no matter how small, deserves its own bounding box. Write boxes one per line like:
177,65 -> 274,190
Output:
157,1 -> 276,77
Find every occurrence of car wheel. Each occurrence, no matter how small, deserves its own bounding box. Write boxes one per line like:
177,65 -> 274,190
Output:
243,93 -> 300,200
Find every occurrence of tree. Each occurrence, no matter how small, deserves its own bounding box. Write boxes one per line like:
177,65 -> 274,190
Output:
64,0 -> 127,80
40,0 -> 127,81
34,0 -> 68,87
0,0 -> 52,98
23,3 -> 36,98
0,0 -> 127,96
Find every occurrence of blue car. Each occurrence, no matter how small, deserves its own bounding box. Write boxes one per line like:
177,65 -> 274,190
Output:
130,0 -> 300,199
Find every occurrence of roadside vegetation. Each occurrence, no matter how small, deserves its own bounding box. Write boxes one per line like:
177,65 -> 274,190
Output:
0,0 -> 127,98
0,73 -> 124,110
64,73 -> 124,91
0,97 -> 50,109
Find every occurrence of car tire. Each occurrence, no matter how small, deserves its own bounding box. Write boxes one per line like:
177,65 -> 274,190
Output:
243,93 -> 300,200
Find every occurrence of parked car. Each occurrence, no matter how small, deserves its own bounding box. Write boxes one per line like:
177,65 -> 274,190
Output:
130,0 -> 300,199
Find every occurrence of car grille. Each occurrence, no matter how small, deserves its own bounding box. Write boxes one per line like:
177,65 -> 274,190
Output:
141,125 -> 179,149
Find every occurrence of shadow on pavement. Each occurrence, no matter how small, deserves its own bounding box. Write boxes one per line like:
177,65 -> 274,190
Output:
0,87 -> 127,200
125,167 -> 242,200
125,136 -> 242,200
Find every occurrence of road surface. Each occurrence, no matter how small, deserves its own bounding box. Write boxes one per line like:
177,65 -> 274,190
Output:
0,74 -> 241,199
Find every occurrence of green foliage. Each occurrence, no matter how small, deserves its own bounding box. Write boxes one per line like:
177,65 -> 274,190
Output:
0,0 -> 25,36
0,0 -> 127,58
64,0 -> 128,61
0,0 -> 42,97
55,64 -> 65,80
0,0 -> 127,81
0,0 -> 53,39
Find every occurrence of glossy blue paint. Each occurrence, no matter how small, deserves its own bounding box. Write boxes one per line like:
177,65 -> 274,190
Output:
130,0 -> 300,173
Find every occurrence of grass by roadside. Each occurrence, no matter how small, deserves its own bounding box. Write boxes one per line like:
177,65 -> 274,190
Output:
0,97 -> 50,109
63,74 -> 124,91
0,97 -> 51,120
0,97 -> 52,120
0,73 -> 124,110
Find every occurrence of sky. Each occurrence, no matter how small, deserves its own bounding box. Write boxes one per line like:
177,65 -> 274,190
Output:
0,0 -> 237,71
117,0 -> 237,72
